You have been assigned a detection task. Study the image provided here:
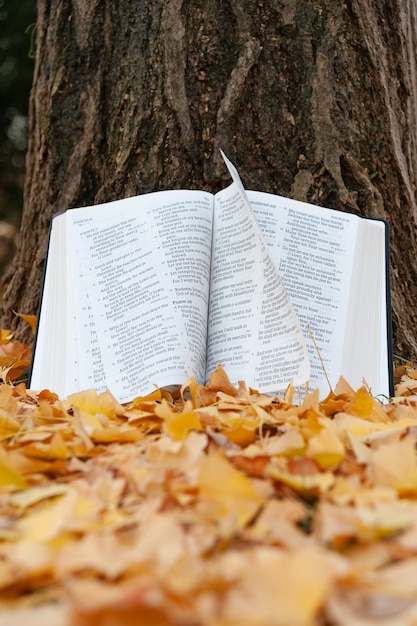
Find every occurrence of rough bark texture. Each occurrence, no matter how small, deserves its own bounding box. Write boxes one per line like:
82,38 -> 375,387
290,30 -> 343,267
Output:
2,0 -> 417,362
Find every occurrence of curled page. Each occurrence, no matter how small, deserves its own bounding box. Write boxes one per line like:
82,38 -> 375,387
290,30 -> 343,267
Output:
207,153 -> 310,392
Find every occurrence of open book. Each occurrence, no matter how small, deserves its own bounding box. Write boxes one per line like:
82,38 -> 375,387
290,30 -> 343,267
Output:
30,153 -> 393,403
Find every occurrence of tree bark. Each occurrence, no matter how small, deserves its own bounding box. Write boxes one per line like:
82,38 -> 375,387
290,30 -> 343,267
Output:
2,0 -> 417,363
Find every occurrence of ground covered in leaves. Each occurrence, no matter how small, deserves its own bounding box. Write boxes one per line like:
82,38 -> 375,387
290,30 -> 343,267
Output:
2,330 -> 417,624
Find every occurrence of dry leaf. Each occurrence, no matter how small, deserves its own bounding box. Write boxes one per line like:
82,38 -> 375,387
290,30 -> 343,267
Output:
0,350 -> 417,624
14,312 -> 37,334
197,451 -> 264,532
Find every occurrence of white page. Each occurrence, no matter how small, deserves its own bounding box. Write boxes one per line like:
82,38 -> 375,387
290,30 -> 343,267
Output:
207,181 -> 310,392
67,197 -> 142,395
247,191 -> 358,397
69,190 -> 213,402
341,218 -> 389,395
30,215 -> 71,397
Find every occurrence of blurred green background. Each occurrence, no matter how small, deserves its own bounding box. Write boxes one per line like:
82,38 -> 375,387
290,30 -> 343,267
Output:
0,0 -> 36,223
0,0 -> 36,273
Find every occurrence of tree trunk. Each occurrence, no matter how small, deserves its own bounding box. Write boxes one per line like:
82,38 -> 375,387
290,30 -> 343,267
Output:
2,0 -> 417,363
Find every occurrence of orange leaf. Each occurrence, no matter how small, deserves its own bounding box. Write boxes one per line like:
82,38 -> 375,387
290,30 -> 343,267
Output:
205,365 -> 238,397
0,341 -> 31,369
23,431 -> 71,460
223,426 -> 257,447
1,358 -> 32,383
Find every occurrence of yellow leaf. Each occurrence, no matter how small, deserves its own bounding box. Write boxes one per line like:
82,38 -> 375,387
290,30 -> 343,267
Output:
181,375 -> 199,407
368,435 -> 417,495
147,431 -> 207,476
9,484 -> 69,509
222,547 -> 344,625
355,500 -> 417,541
17,491 -> 77,541
14,311 -> 37,335
333,412 -> 382,439
268,463 -> 335,494
23,431 -> 71,460
0,408 -> 21,440
197,451 -> 264,531
129,387 -> 162,406
66,389 -> 124,419
166,411 -> 204,441
307,427 -> 345,469
155,400 -> 203,441
262,429 -> 305,458
91,427 -> 143,443
345,386 -> 384,421
223,426 -> 257,447
0,446 -> 28,488
77,409 -> 106,434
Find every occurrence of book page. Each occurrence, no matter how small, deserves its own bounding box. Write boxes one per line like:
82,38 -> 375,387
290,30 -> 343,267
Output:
248,191 -> 358,397
340,218 -> 389,396
30,214 -> 76,398
68,190 -> 213,402
207,182 -> 310,392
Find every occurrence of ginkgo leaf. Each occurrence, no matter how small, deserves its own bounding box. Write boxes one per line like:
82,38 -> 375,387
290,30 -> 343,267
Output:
197,451 -> 264,531
0,341 -> 32,383
14,311 -> 38,335
155,399 -> 203,441
0,358 -> 32,383
268,462 -> 335,494
264,428 -> 306,457
222,547 -> 345,625
307,427 -> 346,469
2,348 -> 417,623
199,364 -> 239,405
66,388 -> 124,419
0,446 -> 28,488
368,435 -> 417,495
344,385 -> 389,423
222,425 -> 257,447
91,427 -> 143,443
9,484 -> 69,508
0,408 -> 21,440
147,431 -> 207,477
23,431 -> 71,460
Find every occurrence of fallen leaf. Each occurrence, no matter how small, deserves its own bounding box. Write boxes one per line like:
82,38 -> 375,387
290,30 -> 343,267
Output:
197,451 -> 264,532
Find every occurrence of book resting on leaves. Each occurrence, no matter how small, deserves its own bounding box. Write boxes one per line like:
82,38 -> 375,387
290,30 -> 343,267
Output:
30,152 -> 393,404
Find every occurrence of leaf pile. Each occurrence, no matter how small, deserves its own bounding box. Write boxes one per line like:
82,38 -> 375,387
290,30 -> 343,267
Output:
1,359 -> 417,625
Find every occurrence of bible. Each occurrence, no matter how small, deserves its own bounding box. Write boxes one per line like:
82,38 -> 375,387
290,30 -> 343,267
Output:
30,153 -> 393,403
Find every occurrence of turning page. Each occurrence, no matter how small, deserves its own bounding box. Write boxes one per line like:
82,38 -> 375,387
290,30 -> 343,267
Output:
207,155 -> 310,392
